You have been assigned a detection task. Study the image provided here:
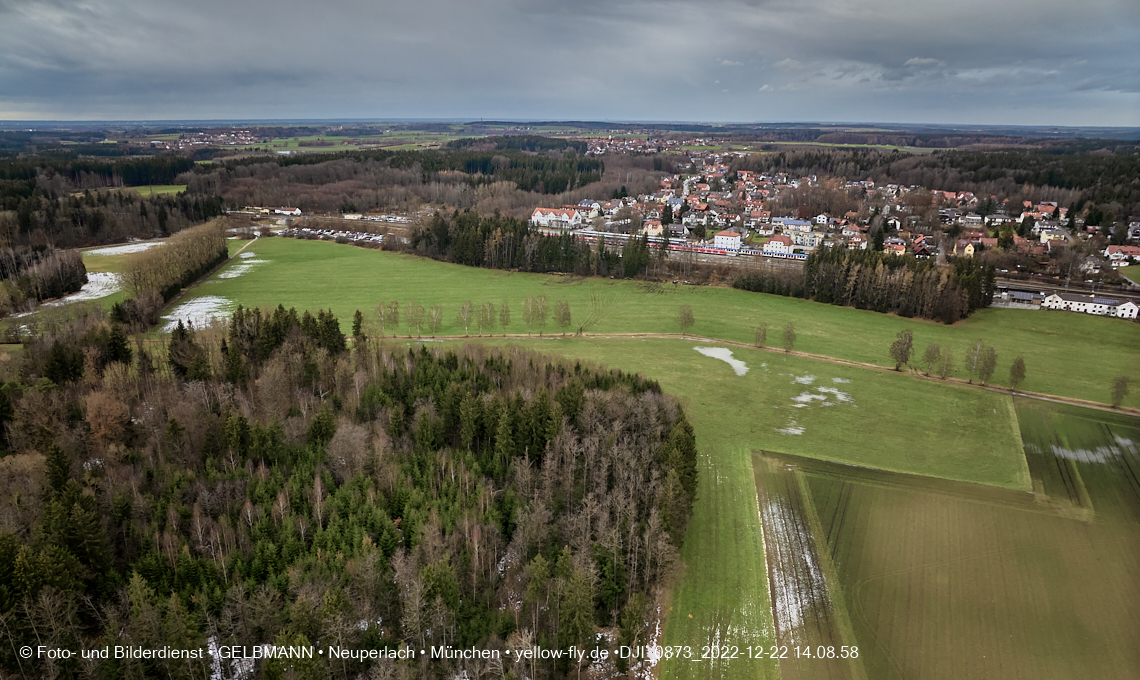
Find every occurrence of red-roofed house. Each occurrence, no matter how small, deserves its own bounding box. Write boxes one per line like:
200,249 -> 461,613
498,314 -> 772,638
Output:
763,234 -> 793,256
531,207 -> 584,229
1105,245 -> 1140,267
714,230 -> 741,251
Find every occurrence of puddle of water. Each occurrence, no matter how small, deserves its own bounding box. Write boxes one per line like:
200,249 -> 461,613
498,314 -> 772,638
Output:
85,241 -> 164,256
162,296 -> 233,332
693,346 -> 748,375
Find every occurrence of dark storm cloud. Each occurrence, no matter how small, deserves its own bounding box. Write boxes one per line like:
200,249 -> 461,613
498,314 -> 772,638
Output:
0,0 -> 1136,124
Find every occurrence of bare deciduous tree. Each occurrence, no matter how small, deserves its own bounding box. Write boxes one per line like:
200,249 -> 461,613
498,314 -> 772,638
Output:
678,305 -> 694,335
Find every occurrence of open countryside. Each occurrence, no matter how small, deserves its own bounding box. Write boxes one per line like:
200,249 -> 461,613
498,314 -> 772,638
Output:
2,114 -> 1138,680
163,236 -> 1138,408
137,232 -> 1134,680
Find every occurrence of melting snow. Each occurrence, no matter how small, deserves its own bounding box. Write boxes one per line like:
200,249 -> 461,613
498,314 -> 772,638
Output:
815,386 -> 853,403
218,258 -> 270,279
694,346 -> 748,375
831,377 -> 850,383
162,296 -> 233,332
44,272 -> 121,306
777,422 -> 805,435
85,241 -> 164,256
792,374 -> 817,385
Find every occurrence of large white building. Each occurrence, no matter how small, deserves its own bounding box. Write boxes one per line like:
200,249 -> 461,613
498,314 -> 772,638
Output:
763,234 -> 793,256
1042,293 -> 1139,319
530,207 -> 585,229
713,230 -> 741,251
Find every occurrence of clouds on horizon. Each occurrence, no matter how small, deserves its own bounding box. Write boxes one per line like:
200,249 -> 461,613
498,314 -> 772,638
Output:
0,0 -> 1137,125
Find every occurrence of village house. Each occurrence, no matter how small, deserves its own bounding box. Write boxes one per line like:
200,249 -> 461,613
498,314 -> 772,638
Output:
763,234 -> 793,256
790,230 -> 824,249
1104,245 -> 1140,267
713,229 -> 742,251
954,240 -> 975,258
530,207 -> 585,229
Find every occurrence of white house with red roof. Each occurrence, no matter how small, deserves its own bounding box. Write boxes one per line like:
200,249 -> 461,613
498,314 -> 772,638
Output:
714,229 -> 741,251
531,207 -> 585,229
763,234 -> 793,256
1105,245 -> 1140,267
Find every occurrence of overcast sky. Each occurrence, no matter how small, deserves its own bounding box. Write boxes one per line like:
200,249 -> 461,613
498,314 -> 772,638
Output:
1,0 -> 1137,126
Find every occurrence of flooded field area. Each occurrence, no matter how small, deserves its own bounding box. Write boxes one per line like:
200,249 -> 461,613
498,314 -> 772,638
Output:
753,400 -> 1140,680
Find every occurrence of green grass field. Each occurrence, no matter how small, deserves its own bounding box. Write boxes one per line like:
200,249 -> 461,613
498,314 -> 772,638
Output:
164,237 -> 1139,407
1118,265 -> 1140,285
130,185 -> 185,197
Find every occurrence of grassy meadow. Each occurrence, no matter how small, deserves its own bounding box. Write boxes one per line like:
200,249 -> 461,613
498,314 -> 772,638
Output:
160,236 -> 1139,407
131,184 -> 186,197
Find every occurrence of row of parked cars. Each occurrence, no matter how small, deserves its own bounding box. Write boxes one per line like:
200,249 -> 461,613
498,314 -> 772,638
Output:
280,227 -> 385,244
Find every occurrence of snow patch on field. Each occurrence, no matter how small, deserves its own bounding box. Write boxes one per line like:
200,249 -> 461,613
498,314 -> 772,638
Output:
759,498 -> 832,638
162,296 -> 233,332
86,241 -> 164,256
832,377 -> 851,383
239,251 -> 257,258
218,257 -> 270,279
791,374 -> 817,385
44,272 -> 120,306
815,386 -> 854,404
694,346 -> 748,375
777,421 -> 805,435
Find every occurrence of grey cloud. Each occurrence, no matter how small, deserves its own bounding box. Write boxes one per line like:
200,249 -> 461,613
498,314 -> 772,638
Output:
0,0 -> 1136,124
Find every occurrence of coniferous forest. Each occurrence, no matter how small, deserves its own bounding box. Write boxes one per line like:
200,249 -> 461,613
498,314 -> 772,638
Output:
0,304 -> 697,680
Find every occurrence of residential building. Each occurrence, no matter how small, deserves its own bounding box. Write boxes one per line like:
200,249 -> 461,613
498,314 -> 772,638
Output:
763,234 -> 793,256
714,229 -> 741,251
531,207 -> 584,229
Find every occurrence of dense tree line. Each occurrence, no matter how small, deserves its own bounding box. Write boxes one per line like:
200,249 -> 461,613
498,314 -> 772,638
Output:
119,220 -> 228,302
0,156 -> 195,208
0,304 -> 696,679
447,136 -> 589,154
0,247 -> 87,316
735,248 -> 995,323
0,187 -> 224,250
410,210 -> 627,277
